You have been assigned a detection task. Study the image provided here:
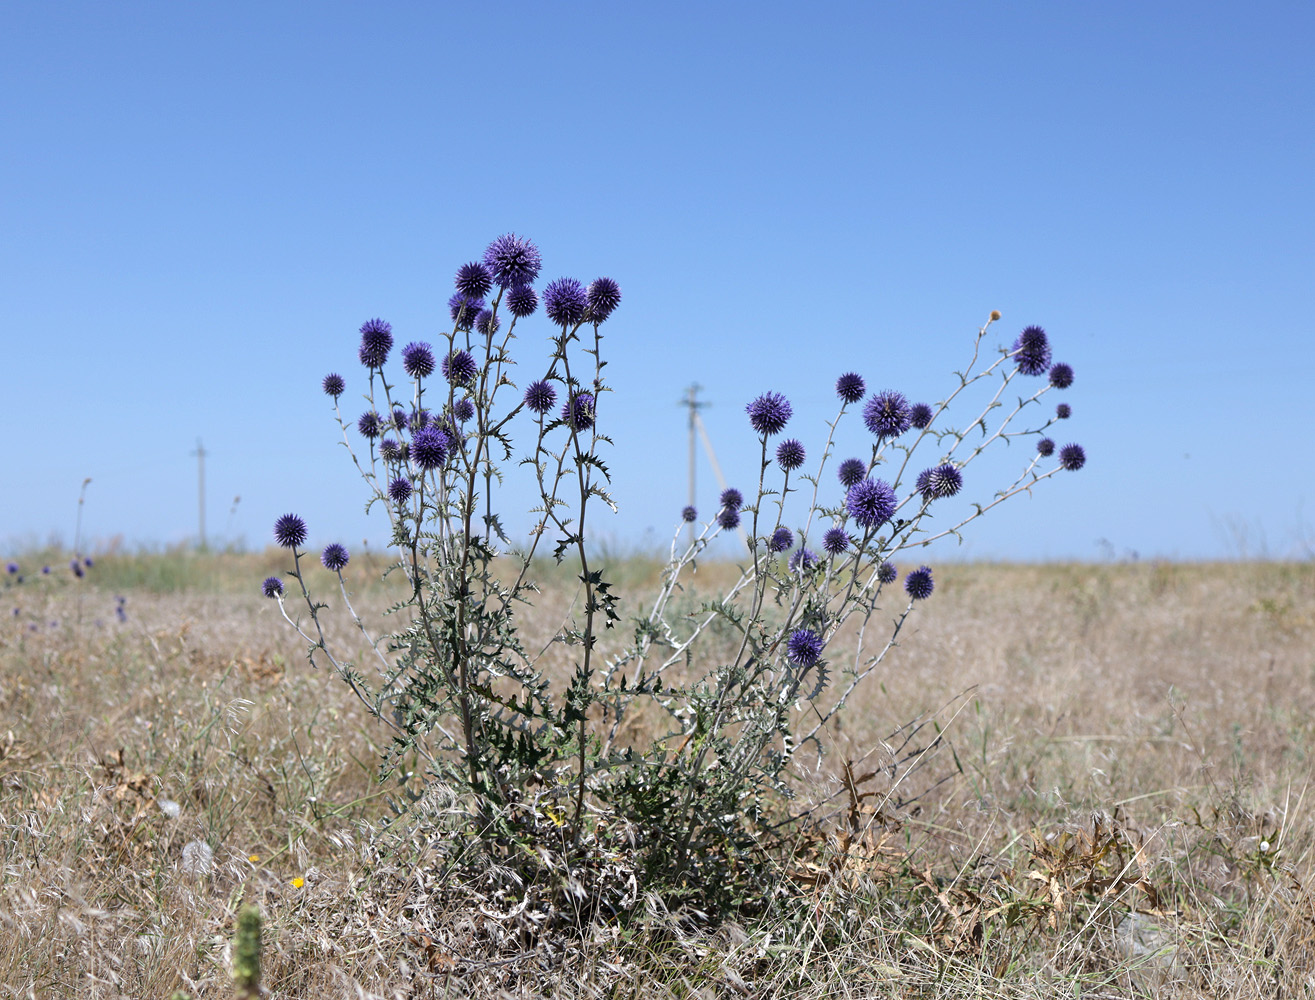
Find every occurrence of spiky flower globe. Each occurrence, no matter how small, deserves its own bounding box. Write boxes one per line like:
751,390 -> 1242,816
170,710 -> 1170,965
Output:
475,309 -> 499,336
681,505 -> 697,523
322,373 -> 345,398
410,408 -> 431,431
379,438 -> 402,462
358,318 -> 393,369
448,293 -> 484,332
915,464 -> 964,501
823,527 -> 850,555
837,458 -> 866,488
909,403 -> 933,429
1056,403 -> 1072,419
543,277 -> 589,327
878,562 -> 898,584
836,372 -> 866,404
846,478 -> 896,529
411,426 -> 450,470
484,233 -> 542,288
506,284 -> 539,318
262,576 -> 283,599
388,477 -> 412,503
1059,443 -> 1086,471
455,261 -> 493,299
402,342 -> 435,379
357,411 -> 381,439
776,438 -> 806,471
720,487 -> 743,511
863,390 -> 912,439
563,392 -> 596,431
787,629 -> 824,667
1012,325 -> 1052,376
442,350 -> 478,386
523,380 -> 557,415
769,527 -> 794,553
718,508 -> 741,530
321,543 -> 350,572
586,277 -> 621,323
273,514 -> 308,549
905,566 -> 934,600
1049,363 -> 1074,389
453,398 -> 474,422
391,408 -> 409,431
789,548 -> 818,573
746,391 -> 792,436
1037,437 -> 1056,457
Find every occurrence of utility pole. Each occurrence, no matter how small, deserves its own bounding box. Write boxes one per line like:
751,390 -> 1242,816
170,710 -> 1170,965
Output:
191,438 -> 207,550
679,384 -> 709,545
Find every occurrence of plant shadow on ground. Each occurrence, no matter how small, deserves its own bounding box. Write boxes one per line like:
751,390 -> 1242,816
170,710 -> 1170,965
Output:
1,553 -> 1313,998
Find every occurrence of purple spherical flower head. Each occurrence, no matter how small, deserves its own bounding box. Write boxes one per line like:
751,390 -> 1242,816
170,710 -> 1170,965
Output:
412,426 -> 450,470
484,233 -> 542,288
1037,437 -> 1056,457
747,392 -> 792,436
388,477 -> 412,503
562,392 -> 596,431
586,277 -> 621,323
392,408 -> 409,431
322,373 -> 345,398
358,318 -> 393,369
681,505 -> 697,523
905,566 -> 934,600
837,458 -> 866,488
863,390 -> 912,439
475,309 -> 500,336
787,629 -> 824,667
402,341 -> 435,379
42,566 -> 50,574
543,277 -> 589,327
523,380 -> 557,414
846,478 -> 896,529
70,558 -> 83,578
5,562 -> 16,574
379,438 -> 402,462
823,527 -> 850,555
321,543 -> 350,572
274,514 -> 308,549
442,350 -> 478,387
1012,325 -> 1052,376
717,507 -> 741,530
878,562 -> 897,584
455,261 -> 493,300
720,487 -> 743,510
1049,363 -> 1074,389
836,372 -> 866,405
84,556 -> 93,568
410,408 -> 431,431
453,398 -> 474,422
776,438 -> 806,471
357,411 -> 381,439
262,576 -> 283,599
1059,443 -> 1086,471
1056,403 -> 1072,419
909,403 -> 933,429
448,293 -> 485,332
769,526 -> 794,553
506,284 -> 538,318
789,547 -> 818,573
915,464 -> 964,501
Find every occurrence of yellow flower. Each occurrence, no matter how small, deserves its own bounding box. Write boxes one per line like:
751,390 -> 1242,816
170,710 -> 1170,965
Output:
290,877 -> 304,888
247,855 -> 259,863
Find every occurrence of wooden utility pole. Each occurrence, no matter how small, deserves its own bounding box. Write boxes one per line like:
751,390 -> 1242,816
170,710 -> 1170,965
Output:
191,438 -> 207,550
680,385 -> 708,544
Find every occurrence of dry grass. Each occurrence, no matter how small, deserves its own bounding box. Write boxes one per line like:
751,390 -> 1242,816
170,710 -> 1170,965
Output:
2,554 -> 1313,997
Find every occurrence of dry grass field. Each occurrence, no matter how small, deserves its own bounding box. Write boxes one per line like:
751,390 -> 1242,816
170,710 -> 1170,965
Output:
2,552 -> 1313,998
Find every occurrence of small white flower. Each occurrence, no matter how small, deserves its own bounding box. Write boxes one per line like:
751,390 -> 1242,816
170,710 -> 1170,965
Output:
180,839 -> 214,877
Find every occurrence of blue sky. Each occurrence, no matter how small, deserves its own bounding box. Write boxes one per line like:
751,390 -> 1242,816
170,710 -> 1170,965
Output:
3,1 -> 1313,561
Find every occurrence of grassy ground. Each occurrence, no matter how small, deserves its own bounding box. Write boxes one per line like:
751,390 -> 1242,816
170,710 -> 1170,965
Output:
1,552 -> 1312,997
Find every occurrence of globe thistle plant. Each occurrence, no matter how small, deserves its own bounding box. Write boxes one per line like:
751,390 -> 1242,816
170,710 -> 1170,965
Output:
563,392 -> 596,431
718,507 -> 741,530
442,350 -> 478,386
835,372 -> 865,404
905,566 -> 934,600
322,373 -> 345,398
823,527 -> 850,555
720,487 -> 744,511
878,562 -> 898,584
915,464 -> 964,501
863,390 -> 912,439
453,398 -> 475,422
1037,437 -> 1056,457
681,505 -> 697,523
449,293 -> 484,332
402,342 -> 435,379
506,284 -> 539,318
776,438 -> 805,471
769,527 -> 794,553
909,402 -> 933,429
321,543 -> 350,572
787,629 -> 824,667
358,318 -> 393,369
837,458 -> 866,488
543,277 -> 589,327
789,547 -> 818,573
411,426 -> 450,470
1012,325 -> 1052,376
1049,363 -> 1074,389
1059,443 -> 1086,470
746,392 -> 792,436
846,478 -> 896,529
475,309 -> 499,337
273,514 -> 307,549
1056,403 -> 1071,419
455,261 -> 493,299
262,576 -> 284,598
586,277 -> 621,323
483,233 -> 542,288
357,411 -> 381,439
524,380 -> 557,415
388,477 -> 412,504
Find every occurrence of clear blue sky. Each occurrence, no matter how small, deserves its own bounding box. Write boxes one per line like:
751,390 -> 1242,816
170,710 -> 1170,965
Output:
3,1 -> 1313,561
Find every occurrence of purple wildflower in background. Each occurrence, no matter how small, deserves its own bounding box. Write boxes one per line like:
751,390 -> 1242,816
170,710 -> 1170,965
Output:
720,488 -> 743,511
747,392 -> 792,436
905,566 -> 934,600
910,403 -> 933,429
1037,437 -> 1055,457
402,342 -> 435,379
358,318 -> 393,369
586,277 -> 621,323
543,277 -> 589,327
681,505 -> 697,523
475,309 -> 500,336
115,596 -> 127,622
388,477 -> 412,503
863,390 -> 912,439
776,438 -> 806,471
70,558 -> 84,578
836,372 -> 866,404
393,408 -> 409,431
322,373 -> 345,398
838,458 -> 866,488
769,527 -> 794,553
823,527 -> 850,555
442,350 -> 478,386
1049,363 -> 1074,389
84,557 -> 93,568
449,293 -> 484,332
274,514 -> 308,549
484,233 -> 542,288
5,563 -> 16,574
379,438 -> 402,462
262,577 -> 284,599
787,629 -> 824,667
563,392 -> 596,431
915,464 -> 964,501
506,284 -> 538,318
1056,403 -> 1072,419
410,409 -> 432,431
878,562 -> 897,584
846,479 -> 896,529
453,398 -> 474,422
321,543 -> 350,572
718,508 -> 741,530
455,261 -> 493,299
524,380 -> 557,414
357,411 -> 381,439
412,427 -> 450,470
42,566 -> 50,574
1059,444 -> 1086,471
789,548 -> 818,573
1012,326 -> 1052,376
